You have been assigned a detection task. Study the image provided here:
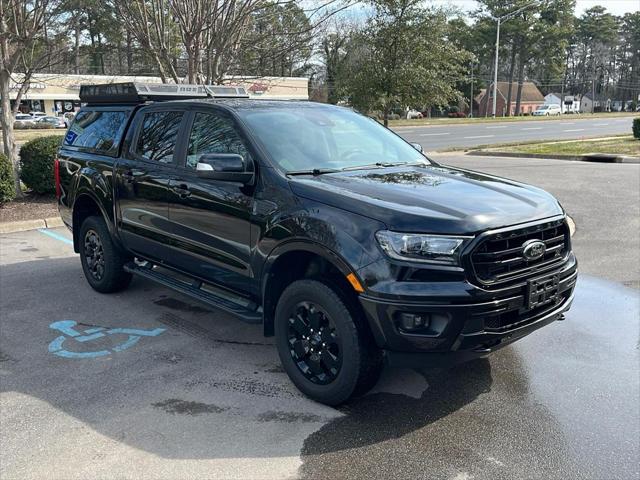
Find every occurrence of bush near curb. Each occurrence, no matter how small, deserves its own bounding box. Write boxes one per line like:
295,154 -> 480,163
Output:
633,118 -> 640,140
19,135 -> 61,194
0,153 -> 15,205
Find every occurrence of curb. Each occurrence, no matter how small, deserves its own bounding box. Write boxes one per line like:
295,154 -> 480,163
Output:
0,216 -> 64,234
467,150 -> 640,164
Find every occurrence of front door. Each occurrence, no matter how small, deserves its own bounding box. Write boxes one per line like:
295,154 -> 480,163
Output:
115,108 -> 187,262
167,109 -> 256,295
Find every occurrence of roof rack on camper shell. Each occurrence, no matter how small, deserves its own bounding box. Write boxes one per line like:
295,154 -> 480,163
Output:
79,82 -> 250,104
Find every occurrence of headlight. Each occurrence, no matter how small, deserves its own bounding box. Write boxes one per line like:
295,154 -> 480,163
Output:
375,231 -> 472,265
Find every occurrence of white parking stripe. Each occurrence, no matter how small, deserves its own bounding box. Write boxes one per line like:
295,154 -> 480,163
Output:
464,135 -> 495,139
419,132 -> 450,136
522,127 -> 542,130
485,126 -> 508,129
594,123 -> 610,126
559,122 -> 575,125
563,129 -> 585,132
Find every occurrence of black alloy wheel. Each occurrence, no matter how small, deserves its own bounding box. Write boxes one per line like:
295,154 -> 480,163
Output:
287,301 -> 341,385
83,229 -> 105,281
79,215 -> 132,293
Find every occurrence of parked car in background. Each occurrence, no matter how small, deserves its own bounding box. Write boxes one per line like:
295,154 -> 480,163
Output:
406,109 -> 423,119
29,111 -> 47,119
533,105 -> 562,116
15,113 -> 36,126
37,116 -> 67,129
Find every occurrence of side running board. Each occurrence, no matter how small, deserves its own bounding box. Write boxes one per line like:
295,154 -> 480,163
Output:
124,262 -> 262,324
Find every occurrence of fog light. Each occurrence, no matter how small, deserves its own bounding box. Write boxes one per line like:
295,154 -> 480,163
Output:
398,312 -> 431,331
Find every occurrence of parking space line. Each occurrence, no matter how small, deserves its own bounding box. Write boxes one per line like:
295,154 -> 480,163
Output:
485,126 -> 508,129
558,122 -> 575,125
419,132 -> 450,136
464,135 -> 495,139
38,228 -> 73,245
594,123 -> 610,126
563,129 -> 585,132
522,127 -> 542,130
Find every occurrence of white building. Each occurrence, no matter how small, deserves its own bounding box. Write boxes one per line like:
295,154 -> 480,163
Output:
9,74 -> 310,115
544,93 -> 580,113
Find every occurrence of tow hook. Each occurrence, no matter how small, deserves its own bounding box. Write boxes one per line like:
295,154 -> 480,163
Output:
557,314 -> 566,322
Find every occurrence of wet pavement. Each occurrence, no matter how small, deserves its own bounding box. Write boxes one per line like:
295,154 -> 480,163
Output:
301,275 -> 639,479
1,154 -> 639,479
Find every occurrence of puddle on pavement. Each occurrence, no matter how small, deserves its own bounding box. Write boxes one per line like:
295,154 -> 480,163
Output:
300,275 -> 639,480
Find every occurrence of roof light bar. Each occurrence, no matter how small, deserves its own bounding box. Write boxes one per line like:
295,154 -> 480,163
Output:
79,82 -> 249,104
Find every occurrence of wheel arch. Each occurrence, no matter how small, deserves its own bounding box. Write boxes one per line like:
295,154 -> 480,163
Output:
261,241 -> 364,337
72,192 -> 117,253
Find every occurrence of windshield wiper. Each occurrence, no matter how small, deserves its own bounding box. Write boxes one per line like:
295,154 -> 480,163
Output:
286,168 -> 340,176
341,161 -> 410,172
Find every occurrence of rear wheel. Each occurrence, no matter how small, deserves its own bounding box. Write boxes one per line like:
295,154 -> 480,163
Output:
79,216 -> 132,293
275,279 -> 382,405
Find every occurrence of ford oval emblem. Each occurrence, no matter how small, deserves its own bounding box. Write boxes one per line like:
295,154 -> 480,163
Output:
522,239 -> 546,261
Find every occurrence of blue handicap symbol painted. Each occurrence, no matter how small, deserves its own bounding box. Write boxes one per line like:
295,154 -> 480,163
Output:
48,320 -> 166,359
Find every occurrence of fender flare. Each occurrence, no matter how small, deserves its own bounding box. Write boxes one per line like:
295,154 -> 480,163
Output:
71,190 -> 118,252
260,239 -> 359,336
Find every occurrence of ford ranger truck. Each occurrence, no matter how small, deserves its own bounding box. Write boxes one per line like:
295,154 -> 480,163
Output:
56,83 -> 578,405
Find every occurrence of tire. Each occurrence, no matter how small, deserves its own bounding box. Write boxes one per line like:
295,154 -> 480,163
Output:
79,215 -> 132,293
275,279 -> 382,406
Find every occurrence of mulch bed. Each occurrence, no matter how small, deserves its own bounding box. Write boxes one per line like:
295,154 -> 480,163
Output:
0,193 -> 58,223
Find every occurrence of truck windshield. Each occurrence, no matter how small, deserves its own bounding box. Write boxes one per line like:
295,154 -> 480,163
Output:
238,106 -> 428,173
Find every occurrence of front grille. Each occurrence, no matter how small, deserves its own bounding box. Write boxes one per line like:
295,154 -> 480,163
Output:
470,218 -> 569,288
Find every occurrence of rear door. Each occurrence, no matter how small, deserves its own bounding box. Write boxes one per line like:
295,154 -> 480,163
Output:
166,108 -> 256,294
114,106 -> 188,262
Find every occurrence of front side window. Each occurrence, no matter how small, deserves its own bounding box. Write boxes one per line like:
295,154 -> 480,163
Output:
136,111 -> 183,164
63,110 -> 128,155
186,112 -> 250,169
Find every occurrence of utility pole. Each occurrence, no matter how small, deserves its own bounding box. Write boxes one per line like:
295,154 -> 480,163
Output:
491,17 -> 500,118
469,61 -> 474,118
491,1 -> 540,118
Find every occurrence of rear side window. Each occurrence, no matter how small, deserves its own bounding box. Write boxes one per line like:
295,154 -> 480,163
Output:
64,110 -> 127,155
135,111 -> 183,164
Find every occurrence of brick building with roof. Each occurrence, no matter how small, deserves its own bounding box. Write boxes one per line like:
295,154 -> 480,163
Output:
475,81 -> 545,117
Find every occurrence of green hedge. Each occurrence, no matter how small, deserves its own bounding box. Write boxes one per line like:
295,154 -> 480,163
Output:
0,153 -> 15,204
19,136 -> 62,194
633,118 -> 640,140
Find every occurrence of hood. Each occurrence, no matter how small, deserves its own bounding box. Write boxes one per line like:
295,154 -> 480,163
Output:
288,165 -> 563,234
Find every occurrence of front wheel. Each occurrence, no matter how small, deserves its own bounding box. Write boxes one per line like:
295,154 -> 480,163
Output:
275,279 -> 382,405
79,215 -> 132,293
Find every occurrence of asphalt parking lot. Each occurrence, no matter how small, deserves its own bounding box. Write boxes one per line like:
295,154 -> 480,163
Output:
1,154 -> 638,480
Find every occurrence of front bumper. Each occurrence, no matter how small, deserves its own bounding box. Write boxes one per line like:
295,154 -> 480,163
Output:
358,255 -> 577,368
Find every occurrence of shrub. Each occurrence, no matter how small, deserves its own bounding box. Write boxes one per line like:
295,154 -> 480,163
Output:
633,118 -> 640,140
19,135 -> 61,194
0,153 -> 15,205
13,122 -> 55,130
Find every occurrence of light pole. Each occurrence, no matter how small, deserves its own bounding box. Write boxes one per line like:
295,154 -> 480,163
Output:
469,60 -> 475,118
491,1 -> 541,118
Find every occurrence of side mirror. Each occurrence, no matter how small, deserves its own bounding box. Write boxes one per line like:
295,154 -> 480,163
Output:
410,142 -> 423,153
196,153 -> 253,184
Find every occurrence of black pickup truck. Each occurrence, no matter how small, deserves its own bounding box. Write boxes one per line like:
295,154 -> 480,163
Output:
57,83 -> 577,405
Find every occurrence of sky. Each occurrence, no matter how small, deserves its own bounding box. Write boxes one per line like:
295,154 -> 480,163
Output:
434,0 -> 639,16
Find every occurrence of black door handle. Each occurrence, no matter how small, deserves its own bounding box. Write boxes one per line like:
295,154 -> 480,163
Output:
172,184 -> 191,198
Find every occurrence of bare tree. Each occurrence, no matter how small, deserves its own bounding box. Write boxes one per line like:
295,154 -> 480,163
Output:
1,0 -> 62,197
114,0 -> 357,84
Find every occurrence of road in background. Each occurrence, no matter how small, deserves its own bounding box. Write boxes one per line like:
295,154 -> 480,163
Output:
394,116 -> 635,151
